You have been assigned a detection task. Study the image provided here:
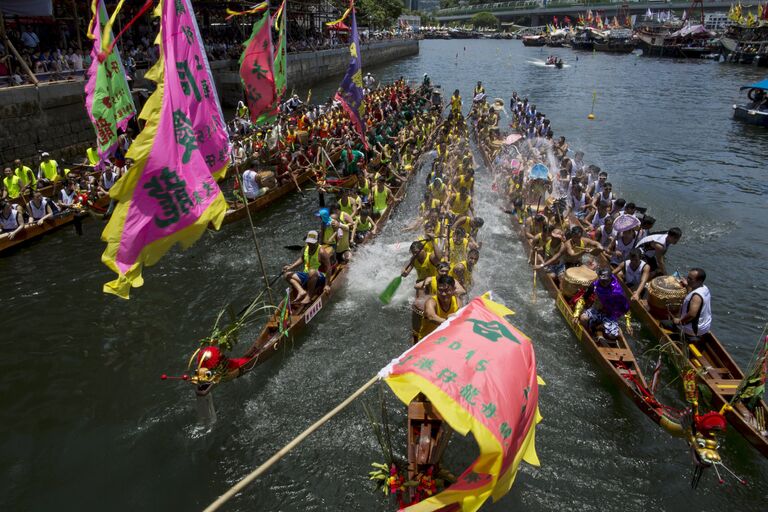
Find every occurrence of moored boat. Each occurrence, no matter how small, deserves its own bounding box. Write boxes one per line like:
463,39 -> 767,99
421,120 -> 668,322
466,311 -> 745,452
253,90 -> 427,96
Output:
522,35 -> 547,47
733,78 -> 768,127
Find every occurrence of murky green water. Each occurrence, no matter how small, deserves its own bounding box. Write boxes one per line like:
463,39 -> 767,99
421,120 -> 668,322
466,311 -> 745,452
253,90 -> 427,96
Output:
1,40 -> 767,511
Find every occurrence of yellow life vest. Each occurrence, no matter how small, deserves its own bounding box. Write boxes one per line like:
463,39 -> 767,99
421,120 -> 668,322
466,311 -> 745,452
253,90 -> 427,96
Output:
3,175 -> 22,199
450,194 -> 471,216
303,245 -> 321,272
418,295 -> 459,339
413,251 -> 436,281
322,225 -> 335,245
40,160 -> 58,181
338,196 -> 357,216
14,166 -> 36,188
87,147 -> 99,166
448,237 -> 469,263
373,186 -> 389,213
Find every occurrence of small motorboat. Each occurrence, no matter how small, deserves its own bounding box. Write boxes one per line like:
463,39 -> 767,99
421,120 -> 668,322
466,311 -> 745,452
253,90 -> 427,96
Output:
545,56 -> 564,69
733,78 -> 768,127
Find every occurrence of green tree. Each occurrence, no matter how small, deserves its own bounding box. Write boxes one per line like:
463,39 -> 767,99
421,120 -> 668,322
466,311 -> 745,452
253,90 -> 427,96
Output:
439,0 -> 458,8
471,11 -> 499,29
356,0 -> 404,28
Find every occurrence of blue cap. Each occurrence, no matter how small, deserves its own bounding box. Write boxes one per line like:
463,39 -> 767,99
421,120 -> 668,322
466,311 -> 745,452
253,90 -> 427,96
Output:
315,208 -> 331,226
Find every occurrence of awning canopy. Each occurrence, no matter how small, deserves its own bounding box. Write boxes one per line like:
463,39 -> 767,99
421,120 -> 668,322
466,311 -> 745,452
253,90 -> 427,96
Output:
326,21 -> 350,32
740,78 -> 768,91
0,0 -> 52,16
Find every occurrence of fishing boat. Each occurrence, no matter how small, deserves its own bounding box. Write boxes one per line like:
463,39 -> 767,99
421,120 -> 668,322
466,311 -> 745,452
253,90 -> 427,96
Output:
522,35 -> 546,47
593,29 -> 636,54
733,78 -> 768,127
720,24 -> 768,66
635,22 -> 715,58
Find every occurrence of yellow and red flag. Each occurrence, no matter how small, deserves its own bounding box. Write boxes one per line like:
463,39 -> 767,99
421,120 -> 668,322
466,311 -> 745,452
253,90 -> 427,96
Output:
101,0 -> 230,298
380,294 -> 544,511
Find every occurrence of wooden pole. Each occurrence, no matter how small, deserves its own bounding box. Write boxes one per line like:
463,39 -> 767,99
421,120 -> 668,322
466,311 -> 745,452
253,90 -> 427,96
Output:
237,164 -> 275,305
71,0 -> 82,51
203,375 -> 380,512
0,14 -> 39,86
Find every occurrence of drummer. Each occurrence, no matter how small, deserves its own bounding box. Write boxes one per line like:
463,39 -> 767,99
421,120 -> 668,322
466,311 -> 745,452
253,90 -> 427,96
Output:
613,249 -> 650,302
579,267 -> 631,346
672,268 -> 712,340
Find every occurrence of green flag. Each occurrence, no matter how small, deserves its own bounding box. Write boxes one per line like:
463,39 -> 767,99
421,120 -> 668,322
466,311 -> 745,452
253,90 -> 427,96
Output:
273,0 -> 287,101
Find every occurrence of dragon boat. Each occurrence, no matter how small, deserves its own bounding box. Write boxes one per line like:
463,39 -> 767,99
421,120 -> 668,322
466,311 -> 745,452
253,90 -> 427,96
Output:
476,130 -> 731,481
623,281 -> 768,457
186,157 -> 415,397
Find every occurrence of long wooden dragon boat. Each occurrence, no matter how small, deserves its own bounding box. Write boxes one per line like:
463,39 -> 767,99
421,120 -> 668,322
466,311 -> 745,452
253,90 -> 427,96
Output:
0,209 -> 87,254
476,134 -> 731,476
188,169 -> 413,396
624,288 -> 768,457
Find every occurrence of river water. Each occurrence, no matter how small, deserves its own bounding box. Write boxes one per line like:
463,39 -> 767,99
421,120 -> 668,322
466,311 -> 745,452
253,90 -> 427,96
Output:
2,40 -> 767,511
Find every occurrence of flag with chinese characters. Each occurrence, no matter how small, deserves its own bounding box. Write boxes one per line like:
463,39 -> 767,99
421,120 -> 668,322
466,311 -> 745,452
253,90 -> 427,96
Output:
85,0 -> 136,165
101,0 -> 230,298
380,294 -> 543,512
329,4 -> 368,149
238,3 -> 279,125
273,0 -> 287,101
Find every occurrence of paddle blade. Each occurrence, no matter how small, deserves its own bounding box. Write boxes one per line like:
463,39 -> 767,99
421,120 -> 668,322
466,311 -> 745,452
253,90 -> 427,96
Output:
379,276 -> 402,304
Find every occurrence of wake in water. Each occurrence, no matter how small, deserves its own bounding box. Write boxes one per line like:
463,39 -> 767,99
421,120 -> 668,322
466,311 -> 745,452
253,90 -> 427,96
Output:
527,59 -> 572,69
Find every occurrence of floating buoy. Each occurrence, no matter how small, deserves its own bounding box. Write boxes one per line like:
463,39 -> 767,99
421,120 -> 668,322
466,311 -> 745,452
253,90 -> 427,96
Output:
588,90 -> 597,120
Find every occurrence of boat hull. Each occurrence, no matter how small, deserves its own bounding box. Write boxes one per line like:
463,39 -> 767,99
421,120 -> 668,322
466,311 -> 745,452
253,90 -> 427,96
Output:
733,105 -> 768,127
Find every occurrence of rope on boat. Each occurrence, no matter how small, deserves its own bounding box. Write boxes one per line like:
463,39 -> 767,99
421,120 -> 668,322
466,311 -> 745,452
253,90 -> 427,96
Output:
203,375 -> 380,512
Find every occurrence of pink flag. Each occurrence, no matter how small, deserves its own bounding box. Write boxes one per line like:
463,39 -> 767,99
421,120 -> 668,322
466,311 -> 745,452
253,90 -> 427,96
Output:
101,0 -> 230,298
239,7 -> 278,125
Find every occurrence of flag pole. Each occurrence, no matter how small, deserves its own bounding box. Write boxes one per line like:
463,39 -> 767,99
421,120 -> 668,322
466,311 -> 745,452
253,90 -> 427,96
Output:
235,153 -> 276,305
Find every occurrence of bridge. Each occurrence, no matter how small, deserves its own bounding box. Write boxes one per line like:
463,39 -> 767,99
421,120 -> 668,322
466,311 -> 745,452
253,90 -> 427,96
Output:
435,1 -> 733,26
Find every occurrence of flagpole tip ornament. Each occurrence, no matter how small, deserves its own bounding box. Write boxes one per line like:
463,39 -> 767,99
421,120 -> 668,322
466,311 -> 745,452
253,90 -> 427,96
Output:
587,113 -> 595,120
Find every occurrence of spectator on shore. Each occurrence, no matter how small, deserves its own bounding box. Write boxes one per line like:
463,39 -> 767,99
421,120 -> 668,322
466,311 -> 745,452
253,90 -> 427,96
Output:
21,26 -> 40,50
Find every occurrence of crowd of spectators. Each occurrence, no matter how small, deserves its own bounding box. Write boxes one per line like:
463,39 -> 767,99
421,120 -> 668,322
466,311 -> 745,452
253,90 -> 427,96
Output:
0,7 -> 418,88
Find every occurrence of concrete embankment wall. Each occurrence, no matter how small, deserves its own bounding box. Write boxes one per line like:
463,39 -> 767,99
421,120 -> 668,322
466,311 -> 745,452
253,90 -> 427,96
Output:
0,39 -> 419,165
0,81 -> 95,166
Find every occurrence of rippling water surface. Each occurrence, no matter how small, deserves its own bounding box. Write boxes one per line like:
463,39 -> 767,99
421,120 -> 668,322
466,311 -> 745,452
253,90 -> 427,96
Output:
1,40 -> 767,511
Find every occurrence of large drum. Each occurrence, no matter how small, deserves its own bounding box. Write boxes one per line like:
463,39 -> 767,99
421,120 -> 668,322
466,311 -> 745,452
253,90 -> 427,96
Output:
258,170 -> 277,189
296,130 -> 309,146
562,266 -> 597,299
647,275 -> 686,320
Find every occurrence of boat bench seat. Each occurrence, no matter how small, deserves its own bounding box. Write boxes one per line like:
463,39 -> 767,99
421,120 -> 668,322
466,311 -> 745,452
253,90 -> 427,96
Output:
408,401 -> 444,421
710,379 -> 742,396
598,347 -> 635,362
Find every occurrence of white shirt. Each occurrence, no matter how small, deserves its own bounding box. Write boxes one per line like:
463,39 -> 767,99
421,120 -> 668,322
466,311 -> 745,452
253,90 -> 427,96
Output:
70,52 -> 83,71
242,170 -> 260,199
681,285 -> 712,336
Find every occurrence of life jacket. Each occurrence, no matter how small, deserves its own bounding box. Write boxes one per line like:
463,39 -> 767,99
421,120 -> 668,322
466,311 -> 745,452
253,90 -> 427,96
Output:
303,245 -> 321,272
3,175 -> 21,199
413,251 -> 437,281
373,186 -> 389,213
40,160 -> 58,181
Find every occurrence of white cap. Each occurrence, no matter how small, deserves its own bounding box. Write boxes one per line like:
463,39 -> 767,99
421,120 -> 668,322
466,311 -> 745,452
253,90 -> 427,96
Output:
41,152 -> 50,157
305,230 -> 318,244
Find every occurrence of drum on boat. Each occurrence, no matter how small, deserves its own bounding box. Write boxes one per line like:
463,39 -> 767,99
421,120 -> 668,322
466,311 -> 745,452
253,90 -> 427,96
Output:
647,275 -> 686,320
297,130 -> 309,146
258,170 -> 277,189
562,266 -> 597,298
